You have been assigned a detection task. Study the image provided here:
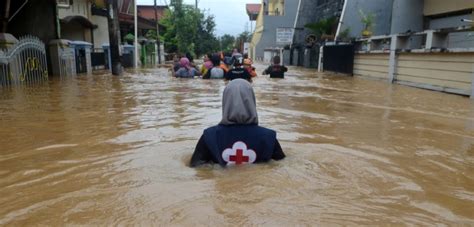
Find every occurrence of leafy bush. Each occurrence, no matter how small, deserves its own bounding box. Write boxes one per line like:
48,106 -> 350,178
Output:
304,17 -> 338,39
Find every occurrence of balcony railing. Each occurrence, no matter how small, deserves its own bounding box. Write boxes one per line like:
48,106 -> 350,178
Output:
354,25 -> 474,53
264,10 -> 283,16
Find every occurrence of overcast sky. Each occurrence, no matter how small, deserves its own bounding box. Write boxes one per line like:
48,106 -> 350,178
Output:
137,0 -> 260,36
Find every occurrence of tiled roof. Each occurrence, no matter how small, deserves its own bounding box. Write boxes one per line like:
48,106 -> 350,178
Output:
246,4 -> 261,14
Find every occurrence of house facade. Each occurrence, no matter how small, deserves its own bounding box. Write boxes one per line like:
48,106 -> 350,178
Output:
1,0 -> 108,77
57,0 -> 109,48
249,0 -> 299,63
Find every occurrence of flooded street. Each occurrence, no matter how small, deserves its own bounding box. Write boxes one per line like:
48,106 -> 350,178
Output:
1,64 -> 473,225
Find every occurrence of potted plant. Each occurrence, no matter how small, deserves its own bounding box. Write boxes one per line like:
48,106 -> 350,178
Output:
359,9 -> 375,38
123,33 -> 135,45
338,28 -> 351,42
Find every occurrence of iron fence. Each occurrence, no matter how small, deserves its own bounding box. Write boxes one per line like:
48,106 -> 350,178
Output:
0,35 -> 48,86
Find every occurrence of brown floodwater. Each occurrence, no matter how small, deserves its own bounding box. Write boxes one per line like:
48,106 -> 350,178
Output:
0,64 -> 473,225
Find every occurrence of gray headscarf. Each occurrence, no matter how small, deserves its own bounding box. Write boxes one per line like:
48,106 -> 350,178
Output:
220,79 -> 258,125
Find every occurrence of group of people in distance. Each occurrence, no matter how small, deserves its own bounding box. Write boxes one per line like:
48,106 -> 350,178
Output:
172,49 -> 288,82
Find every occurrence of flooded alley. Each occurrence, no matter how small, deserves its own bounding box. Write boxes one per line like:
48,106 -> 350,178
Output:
1,65 -> 473,225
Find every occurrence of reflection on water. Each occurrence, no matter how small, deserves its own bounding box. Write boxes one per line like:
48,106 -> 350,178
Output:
1,65 -> 473,225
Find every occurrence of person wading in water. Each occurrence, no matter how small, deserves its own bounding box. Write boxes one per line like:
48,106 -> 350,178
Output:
175,57 -> 200,78
262,55 -> 288,79
190,79 -> 285,167
224,56 -> 252,82
203,54 -> 225,79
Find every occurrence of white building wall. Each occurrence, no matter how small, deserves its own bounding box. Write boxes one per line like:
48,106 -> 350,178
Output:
91,15 -> 109,48
58,0 -> 90,19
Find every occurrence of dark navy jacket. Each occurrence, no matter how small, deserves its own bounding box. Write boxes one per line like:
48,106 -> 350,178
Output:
190,124 -> 285,167
263,65 -> 288,78
225,67 -> 252,82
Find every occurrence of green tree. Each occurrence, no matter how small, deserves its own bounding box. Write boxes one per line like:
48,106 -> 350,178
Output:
160,0 -> 196,54
220,34 -> 236,53
304,17 -> 338,40
161,0 -> 220,57
236,31 -> 251,43
234,31 -> 251,51
145,30 -> 158,40
195,13 -> 220,57
160,9 -> 178,53
123,33 -> 135,45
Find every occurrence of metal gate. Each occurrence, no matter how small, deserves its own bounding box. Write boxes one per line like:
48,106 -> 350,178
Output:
91,48 -> 106,68
0,35 -> 48,86
323,44 -> 354,75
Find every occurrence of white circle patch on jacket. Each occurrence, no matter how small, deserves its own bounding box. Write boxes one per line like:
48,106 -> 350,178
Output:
222,141 -> 257,165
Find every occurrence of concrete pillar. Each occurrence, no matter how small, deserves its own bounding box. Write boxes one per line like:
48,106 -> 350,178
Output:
318,45 -> 323,72
471,66 -> 474,99
85,46 -> 92,75
282,49 -> 291,65
0,33 -> 18,84
291,49 -> 297,66
107,0 -> 123,75
154,43 -> 158,65
0,33 -> 18,49
49,39 -> 76,77
388,35 -> 398,83
160,44 -> 165,63
303,48 -> 310,68
425,31 -> 449,49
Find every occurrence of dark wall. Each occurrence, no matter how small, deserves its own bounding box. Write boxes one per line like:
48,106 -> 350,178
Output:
293,0 -> 344,46
3,0 -> 58,76
7,0 -> 57,44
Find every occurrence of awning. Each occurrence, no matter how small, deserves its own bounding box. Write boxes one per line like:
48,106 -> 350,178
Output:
61,16 -> 98,29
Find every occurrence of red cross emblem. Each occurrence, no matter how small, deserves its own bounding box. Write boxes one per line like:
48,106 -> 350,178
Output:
222,141 -> 257,166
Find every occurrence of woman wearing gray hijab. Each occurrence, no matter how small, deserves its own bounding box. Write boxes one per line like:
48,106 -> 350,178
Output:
190,79 -> 285,167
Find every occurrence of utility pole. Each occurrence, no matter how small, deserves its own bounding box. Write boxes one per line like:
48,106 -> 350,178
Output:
107,0 -> 123,76
195,0 -> 198,9
154,0 -> 161,64
134,0 -> 138,68
2,0 -> 11,32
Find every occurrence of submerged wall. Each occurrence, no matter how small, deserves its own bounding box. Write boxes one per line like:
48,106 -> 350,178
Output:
354,52 -> 474,96
395,53 -> 474,95
354,53 -> 390,80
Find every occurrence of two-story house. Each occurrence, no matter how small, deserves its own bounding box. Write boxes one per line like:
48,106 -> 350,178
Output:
249,0 -> 299,63
57,0 -> 109,48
